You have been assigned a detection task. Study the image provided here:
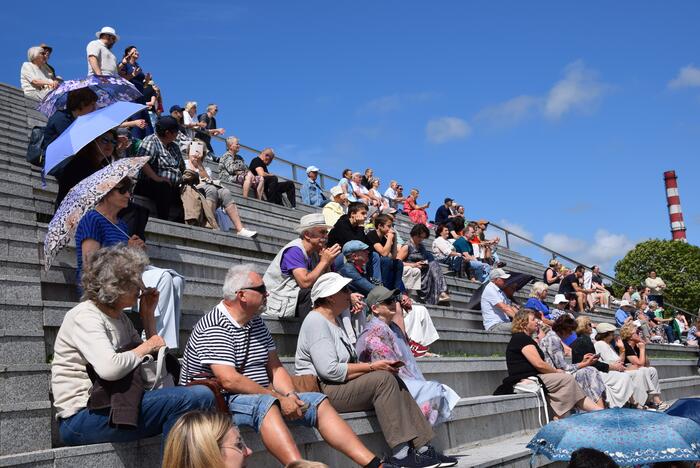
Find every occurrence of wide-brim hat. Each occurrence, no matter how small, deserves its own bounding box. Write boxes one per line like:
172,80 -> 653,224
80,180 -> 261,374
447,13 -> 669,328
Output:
310,272 -> 352,304
96,26 -> 119,41
596,323 -> 617,334
296,213 -> 331,233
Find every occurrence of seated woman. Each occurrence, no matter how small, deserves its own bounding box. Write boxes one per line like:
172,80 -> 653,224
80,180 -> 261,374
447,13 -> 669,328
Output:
185,145 -> 257,237
571,316 -> 636,408
356,286 -> 460,425
593,323 -> 666,410
524,281 -> 554,326
619,321 -> 669,410
588,265 -> 610,309
431,224 -> 466,277
403,189 -> 430,226
494,309 -> 602,419
163,411 -> 252,468
75,177 -> 184,349
538,316 -> 606,409
621,285 -> 634,302
295,273 -> 457,467
369,178 -> 391,212
52,245 -> 215,446
543,259 -> 564,286
21,46 -> 59,100
218,137 -> 265,199
397,223 -> 450,305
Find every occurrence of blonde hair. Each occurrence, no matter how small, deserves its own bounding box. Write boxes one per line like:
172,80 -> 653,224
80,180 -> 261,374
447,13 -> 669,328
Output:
511,309 -> 535,334
162,411 -> 235,468
185,101 -> 198,111
529,281 -> 548,298
549,259 -> 559,267
575,315 -> 592,335
285,462 -> 329,468
620,321 -> 637,341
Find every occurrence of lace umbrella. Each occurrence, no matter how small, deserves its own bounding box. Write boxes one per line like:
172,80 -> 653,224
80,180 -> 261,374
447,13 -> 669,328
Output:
37,74 -> 142,117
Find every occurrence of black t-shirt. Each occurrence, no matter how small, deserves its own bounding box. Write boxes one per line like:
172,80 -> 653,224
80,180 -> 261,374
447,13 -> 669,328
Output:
434,205 -> 451,225
505,333 -> 543,381
623,341 -> 638,366
592,274 -> 603,285
249,157 -> 268,176
366,230 -> 394,256
570,334 -> 609,372
558,273 -> 579,295
327,214 -> 368,248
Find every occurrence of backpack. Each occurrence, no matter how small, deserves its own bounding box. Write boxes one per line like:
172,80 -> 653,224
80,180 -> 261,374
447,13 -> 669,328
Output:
26,126 -> 46,167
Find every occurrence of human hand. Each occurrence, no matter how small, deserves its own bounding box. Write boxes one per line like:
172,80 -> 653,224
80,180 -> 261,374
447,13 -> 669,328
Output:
320,244 -> 341,263
637,341 -> 645,350
128,235 -> 146,250
134,119 -> 147,129
581,353 -> 598,367
350,293 -> 365,314
370,360 -> 400,373
399,293 -> 412,310
279,394 -> 304,421
609,361 -> 625,372
143,334 -> 166,354
615,337 -> 624,348
139,287 -> 159,320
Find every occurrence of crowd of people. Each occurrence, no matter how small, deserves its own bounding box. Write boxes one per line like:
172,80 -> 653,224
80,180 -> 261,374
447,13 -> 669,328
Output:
22,26 -> 700,468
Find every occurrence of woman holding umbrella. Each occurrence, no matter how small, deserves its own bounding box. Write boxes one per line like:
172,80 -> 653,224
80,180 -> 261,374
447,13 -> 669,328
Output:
73,175 -> 185,349
494,309 -> 602,418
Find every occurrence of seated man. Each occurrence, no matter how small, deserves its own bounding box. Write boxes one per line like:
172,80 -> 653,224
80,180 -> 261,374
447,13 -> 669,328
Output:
434,198 -> 454,226
300,165 -> 328,207
249,148 -> 297,207
366,214 -> 406,292
264,213 -> 340,319
383,180 -> 406,210
480,268 -> 519,332
453,223 -> 491,282
558,265 -> 594,313
180,264 -> 386,468
134,116 -> 185,221
322,186 -> 348,227
615,300 -> 635,328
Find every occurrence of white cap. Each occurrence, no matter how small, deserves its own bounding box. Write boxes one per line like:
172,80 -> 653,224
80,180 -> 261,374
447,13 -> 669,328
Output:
489,268 -> 511,280
330,186 -> 344,197
295,213 -> 331,233
619,300 -> 633,308
95,26 -> 119,41
306,165 -> 320,174
596,323 -> 617,334
311,272 -> 352,304
553,294 -> 568,304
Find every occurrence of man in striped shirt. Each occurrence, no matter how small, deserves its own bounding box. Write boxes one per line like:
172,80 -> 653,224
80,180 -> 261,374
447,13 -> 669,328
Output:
180,264 -> 389,468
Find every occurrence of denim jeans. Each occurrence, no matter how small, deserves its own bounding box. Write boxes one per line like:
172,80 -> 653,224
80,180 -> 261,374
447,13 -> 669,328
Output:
226,392 -> 327,432
379,256 -> 405,291
58,385 -> 215,447
468,260 -> 491,283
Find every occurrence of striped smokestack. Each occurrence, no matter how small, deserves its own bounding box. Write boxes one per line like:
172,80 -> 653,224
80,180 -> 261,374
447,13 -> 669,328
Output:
663,170 -> 687,242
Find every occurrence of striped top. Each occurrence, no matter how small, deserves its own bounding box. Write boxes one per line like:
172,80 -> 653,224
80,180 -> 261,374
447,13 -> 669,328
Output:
75,210 -> 130,284
179,302 -> 276,389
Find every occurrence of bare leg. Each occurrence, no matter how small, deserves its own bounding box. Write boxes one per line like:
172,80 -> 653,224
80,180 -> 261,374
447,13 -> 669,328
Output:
242,173 -> 252,198
259,405 -> 302,465
224,202 -> 245,232
577,292 -> 586,312
315,400 -> 375,466
256,176 -> 265,200
577,396 -> 604,412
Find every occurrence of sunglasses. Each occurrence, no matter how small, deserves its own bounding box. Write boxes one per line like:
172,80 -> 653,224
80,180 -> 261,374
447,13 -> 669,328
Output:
115,182 -> 134,195
98,136 -> 117,146
240,284 -> 267,295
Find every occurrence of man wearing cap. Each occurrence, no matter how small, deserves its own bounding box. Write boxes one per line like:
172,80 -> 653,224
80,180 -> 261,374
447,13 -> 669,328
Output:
300,165 -> 329,207
263,214 -> 341,318
434,198 -> 454,226
181,265 -> 387,467
322,186 -> 348,227
87,26 -> 119,76
134,116 -> 185,221
480,268 -> 519,332
169,104 -> 184,122
615,300 -> 635,328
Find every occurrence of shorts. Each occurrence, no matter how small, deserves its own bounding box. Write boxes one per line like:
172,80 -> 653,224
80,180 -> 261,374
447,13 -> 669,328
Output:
225,391 -> 327,432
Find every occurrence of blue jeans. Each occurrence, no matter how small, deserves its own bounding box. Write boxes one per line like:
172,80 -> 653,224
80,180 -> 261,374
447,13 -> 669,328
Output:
468,260 -> 491,282
58,385 -> 215,446
379,256 -> 405,291
226,392 -> 327,432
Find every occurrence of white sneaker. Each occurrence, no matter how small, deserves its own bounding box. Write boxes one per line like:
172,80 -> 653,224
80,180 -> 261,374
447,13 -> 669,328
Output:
237,228 -> 257,238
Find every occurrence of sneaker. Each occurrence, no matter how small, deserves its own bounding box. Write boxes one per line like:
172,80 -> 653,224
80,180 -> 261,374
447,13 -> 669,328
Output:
387,448 -> 440,468
421,446 -> 458,467
438,292 -> 451,304
236,228 -> 257,238
496,261 -> 507,268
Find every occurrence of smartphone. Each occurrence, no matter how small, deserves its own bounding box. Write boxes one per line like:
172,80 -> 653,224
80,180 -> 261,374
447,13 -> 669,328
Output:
299,402 -> 310,414
189,141 -> 204,159
391,361 -> 405,368
592,353 -> 601,359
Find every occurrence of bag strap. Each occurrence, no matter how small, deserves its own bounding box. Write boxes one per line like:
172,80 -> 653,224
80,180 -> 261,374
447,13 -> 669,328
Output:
147,346 -> 168,391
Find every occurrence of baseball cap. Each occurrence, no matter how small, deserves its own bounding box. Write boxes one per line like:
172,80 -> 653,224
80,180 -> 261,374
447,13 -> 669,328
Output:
596,323 -> 617,334
169,104 -> 184,113
477,219 -> 489,226
310,273 -> 352,305
306,165 -> 320,174
553,294 -> 568,304
490,268 -> 511,280
366,286 -> 400,307
342,240 -> 369,256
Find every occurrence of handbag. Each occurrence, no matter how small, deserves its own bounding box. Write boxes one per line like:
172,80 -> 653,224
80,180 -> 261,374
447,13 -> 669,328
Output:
290,374 -> 321,393
140,346 -> 175,390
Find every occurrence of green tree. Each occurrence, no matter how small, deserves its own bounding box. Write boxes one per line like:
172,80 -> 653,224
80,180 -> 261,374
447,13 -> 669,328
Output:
614,239 -> 700,313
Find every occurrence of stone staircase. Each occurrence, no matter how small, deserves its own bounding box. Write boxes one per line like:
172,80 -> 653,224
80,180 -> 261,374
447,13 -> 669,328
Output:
0,82 -> 698,467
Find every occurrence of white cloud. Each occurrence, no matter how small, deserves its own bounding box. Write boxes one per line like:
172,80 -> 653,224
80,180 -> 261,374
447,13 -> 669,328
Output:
474,95 -> 542,128
544,60 -> 608,119
668,65 -> 700,89
542,233 -> 587,255
498,219 -> 534,248
542,229 -> 635,271
426,117 -> 471,144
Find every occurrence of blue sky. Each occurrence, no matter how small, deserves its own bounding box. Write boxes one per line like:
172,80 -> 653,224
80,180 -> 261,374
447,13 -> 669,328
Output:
2,1 -> 699,272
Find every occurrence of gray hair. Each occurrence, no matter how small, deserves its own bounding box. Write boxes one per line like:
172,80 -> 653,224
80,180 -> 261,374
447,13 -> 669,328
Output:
648,301 -> 658,309
27,46 -> 44,62
184,101 -> 197,111
226,136 -> 239,147
222,263 -> 256,300
80,245 -> 149,308
529,281 -> 549,298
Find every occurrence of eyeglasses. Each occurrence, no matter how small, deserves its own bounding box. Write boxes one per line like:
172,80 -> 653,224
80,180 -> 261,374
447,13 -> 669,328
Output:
239,284 -> 267,295
221,438 -> 248,455
98,136 -> 117,146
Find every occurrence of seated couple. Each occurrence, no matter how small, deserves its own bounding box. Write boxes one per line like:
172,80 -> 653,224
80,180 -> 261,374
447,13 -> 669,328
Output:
181,265 -> 458,467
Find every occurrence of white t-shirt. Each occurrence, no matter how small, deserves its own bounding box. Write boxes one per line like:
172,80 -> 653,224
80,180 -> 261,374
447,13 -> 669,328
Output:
432,237 -> 455,257
86,39 -> 118,76
183,111 -> 197,139
384,187 -> 397,200
480,281 -> 511,330
20,62 -> 53,100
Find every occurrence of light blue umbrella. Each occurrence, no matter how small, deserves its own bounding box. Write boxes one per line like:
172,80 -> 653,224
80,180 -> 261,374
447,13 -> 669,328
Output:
44,101 -> 145,176
527,408 -> 700,465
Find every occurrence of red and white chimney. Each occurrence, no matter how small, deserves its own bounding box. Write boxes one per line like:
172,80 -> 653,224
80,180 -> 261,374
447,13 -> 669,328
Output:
663,170 -> 687,242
